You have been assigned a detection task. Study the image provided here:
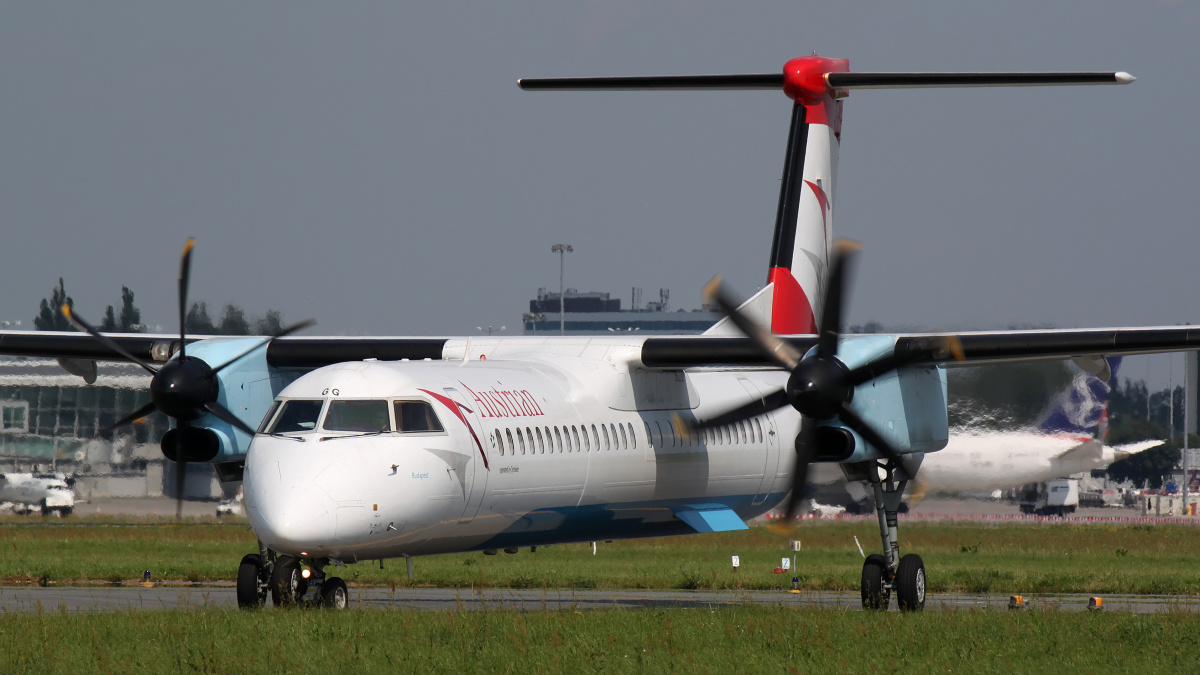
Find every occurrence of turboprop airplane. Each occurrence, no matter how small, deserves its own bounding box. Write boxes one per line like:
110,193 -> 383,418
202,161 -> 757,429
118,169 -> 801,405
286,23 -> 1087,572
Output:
2,56 -> 1198,614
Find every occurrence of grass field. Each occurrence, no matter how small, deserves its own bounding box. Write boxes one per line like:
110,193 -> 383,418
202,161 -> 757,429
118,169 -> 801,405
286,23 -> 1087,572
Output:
3,516 -> 1200,596
3,606 -> 1200,673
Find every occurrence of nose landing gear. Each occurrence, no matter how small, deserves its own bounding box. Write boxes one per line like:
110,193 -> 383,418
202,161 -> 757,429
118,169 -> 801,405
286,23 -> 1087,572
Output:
236,543 -> 349,609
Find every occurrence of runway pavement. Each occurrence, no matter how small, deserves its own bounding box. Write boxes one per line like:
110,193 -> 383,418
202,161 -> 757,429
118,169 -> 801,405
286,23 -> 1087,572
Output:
4,584 -> 1198,615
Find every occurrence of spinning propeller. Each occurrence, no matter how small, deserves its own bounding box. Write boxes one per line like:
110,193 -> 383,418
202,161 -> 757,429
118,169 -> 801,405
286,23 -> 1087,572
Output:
677,240 -> 962,520
63,239 -> 313,518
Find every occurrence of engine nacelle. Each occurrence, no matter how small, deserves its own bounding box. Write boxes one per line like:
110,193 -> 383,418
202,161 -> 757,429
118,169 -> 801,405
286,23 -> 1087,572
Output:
158,337 -> 298,466
823,335 -> 950,463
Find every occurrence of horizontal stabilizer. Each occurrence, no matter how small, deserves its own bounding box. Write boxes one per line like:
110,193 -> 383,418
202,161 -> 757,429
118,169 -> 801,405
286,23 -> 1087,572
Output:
674,506 -> 749,533
520,71 -> 1133,93
825,72 -> 1134,89
518,74 -> 783,91
1113,440 -> 1166,455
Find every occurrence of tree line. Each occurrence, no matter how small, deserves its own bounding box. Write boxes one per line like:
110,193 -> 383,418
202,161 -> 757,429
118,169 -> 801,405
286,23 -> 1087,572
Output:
34,278 -> 286,336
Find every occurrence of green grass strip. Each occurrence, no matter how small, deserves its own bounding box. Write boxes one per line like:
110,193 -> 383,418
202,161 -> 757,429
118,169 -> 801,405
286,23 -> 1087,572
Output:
4,519 -> 1200,595
2,606 -> 1199,674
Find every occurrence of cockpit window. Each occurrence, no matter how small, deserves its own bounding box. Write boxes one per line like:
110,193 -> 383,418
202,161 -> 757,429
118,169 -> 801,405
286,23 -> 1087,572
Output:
257,401 -> 282,434
396,400 -> 444,433
269,400 -> 324,433
324,399 -> 391,433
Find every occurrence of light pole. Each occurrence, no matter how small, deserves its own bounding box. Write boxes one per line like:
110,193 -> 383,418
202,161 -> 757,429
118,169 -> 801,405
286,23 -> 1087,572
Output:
551,244 -> 573,335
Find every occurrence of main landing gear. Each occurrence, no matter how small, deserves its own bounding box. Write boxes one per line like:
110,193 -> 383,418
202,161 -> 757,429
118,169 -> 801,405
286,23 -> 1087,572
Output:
853,460 -> 926,612
236,541 -> 349,610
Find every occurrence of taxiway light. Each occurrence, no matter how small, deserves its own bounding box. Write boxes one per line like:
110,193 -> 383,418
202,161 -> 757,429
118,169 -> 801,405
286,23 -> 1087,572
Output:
1008,595 -> 1024,610
791,577 -> 800,593
1088,596 -> 1103,611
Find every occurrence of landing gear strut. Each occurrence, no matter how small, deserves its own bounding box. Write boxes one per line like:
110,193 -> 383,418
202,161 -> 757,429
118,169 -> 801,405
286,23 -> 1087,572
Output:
859,460 -> 925,612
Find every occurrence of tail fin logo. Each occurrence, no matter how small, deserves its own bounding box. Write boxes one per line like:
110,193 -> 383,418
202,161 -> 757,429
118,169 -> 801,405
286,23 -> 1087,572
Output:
1037,357 -> 1122,437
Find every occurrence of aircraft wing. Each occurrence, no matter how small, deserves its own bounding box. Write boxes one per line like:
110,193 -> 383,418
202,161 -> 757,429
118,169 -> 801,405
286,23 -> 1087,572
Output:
0,330 -> 447,368
4,325 -> 1200,371
639,326 -> 1200,368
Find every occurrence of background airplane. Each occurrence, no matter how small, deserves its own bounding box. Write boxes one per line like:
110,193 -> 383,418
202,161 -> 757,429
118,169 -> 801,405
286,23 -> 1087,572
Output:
810,356 -> 1163,511
0,472 -> 74,516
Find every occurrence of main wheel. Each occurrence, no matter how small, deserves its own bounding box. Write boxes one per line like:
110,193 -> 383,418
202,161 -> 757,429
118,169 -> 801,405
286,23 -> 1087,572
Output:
270,555 -> 308,606
861,553 -> 890,610
237,554 -> 268,608
319,577 -> 349,609
895,553 -> 926,612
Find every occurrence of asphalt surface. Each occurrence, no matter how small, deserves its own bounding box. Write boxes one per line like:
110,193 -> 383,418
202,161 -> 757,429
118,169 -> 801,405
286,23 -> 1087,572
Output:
3,585 -> 1197,615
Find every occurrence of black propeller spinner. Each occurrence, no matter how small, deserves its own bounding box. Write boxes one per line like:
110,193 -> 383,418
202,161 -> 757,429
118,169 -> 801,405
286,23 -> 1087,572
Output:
681,239 -> 962,520
63,238 -> 314,519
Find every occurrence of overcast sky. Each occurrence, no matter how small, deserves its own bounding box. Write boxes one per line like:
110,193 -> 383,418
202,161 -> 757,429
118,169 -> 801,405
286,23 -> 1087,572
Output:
2,2 -> 1197,386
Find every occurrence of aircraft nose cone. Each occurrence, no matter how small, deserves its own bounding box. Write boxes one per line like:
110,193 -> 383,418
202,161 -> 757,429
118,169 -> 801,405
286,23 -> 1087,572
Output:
251,486 -> 333,554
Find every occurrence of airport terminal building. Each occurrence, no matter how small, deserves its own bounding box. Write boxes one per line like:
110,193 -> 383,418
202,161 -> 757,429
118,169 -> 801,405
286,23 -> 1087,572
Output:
0,358 -> 222,500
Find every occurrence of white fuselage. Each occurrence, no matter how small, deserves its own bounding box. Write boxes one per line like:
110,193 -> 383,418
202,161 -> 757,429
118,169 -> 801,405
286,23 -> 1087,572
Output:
244,339 -> 806,560
915,432 -> 1132,494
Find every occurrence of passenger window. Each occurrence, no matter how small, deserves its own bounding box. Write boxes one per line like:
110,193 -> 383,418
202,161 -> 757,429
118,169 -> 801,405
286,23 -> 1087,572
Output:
738,421 -> 747,444
645,422 -> 653,448
538,427 -> 548,454
257,401 -> 282,433
517,428 -> 527,455
496,429 -> 506,456
653,421 -> 663,447
582,425 -> 591,452
528,427 -> 539,454
591,425 -> 600,451
268,400 -> 324,433
395,400 -> 444,433
554,426 -> 563,453
506,429 -> 516,454
617,423 -> 627,449
571,426 -> 581,452
753,418 -> 763,443
628,423 -> 636,450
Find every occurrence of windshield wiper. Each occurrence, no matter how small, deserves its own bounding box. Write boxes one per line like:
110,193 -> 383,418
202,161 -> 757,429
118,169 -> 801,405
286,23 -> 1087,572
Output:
257,432 -> 307,443
319,429 -> 390,442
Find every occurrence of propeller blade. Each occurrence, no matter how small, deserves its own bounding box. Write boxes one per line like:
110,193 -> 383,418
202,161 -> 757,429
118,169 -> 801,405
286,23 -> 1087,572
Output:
203,401 -> 258,437
846,336 -> 965,386
210,319 -> 316,375
837,403 -> 905,464
178,238 -> 195,360
176,457 -> 186,520
782,421 -> 817,519
61,305 -> 158,375
102,401 -> 158,433
172,424 -> 187,520
674,389 -> 790,441
816,239 -> 861,360
704,277 -> 803,370
519,73 -> 784,91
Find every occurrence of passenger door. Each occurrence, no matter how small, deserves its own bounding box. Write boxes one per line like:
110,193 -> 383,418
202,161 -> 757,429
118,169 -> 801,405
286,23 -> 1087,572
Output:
443,388 -> 490,522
